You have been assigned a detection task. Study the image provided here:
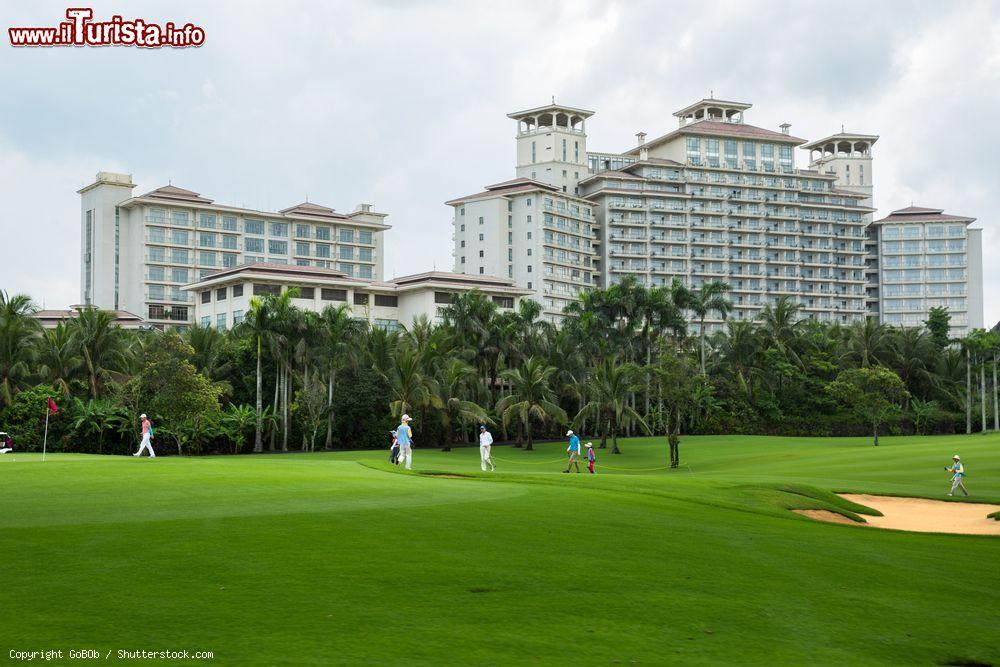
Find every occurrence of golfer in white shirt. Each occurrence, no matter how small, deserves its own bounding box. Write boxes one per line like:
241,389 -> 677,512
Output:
479,425 -> 495,472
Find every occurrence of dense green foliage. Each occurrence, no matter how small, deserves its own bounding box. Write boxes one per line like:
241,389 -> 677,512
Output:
1,281 -> 997,456
3,434 -> 999,665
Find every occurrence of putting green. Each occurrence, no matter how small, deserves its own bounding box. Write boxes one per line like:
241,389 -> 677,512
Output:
2,434 -> 998,665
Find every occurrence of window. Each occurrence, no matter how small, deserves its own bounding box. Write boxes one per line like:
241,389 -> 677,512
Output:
479,233 -> 485,242
244,219 -> 264,235
148,285 -> 165,299
434,292 -> 453,304
216,287 -> 227,300
526,198 -> 532,206
148,208 -> 166,223
527,231 -> 532,239
460,224 -> 465,232
359,265 -> 372,279
359,230 -> 373,244
222,216 -> 238,231
295,224 -> 310,239
298,287 -> 315,299
321,288 -> 347,301
269,222 -> 288,237
354,292 -> 369,306
222,253 -> 237,268
233,310 -> 244,325
201,291 -> 211,304
374,294 -> 398,307
253,284 -> 281,296
172,249 -> 189,264
531,141 -> 536,163
296,242 -> 310,256
245,237 -> 264,253
316,244 -> 330,258
340,246 -> 354,260
233,284 -> 244,297
527,248 -> 532,256
508,249 -> 513,261
148,266 -> 165,281
315,226 -> 330,240
216,313 -> 227,330
222,235 -> 237,250
479,250 -> 484,258
527,281 -> 532,289
686,137 -> 700,160
527,265 -> 532,273
199,213 -> 216,229
461,240 -> 466,248
171,267 -> 188,283
268,240 -> 288,255
171,211 -> 189,226
339,263 -> 355,277
460,256 -> 465,264
527,215 -> 532,223
359,248 -> 372,262
492,296 -> 514,308
199,251 -> 216,267
340,229 -> 354,243
200,232 -> 215,248
172,230 -> 189,245
562,139 -> 567,161
479,267 -> 484,274
574,141 -> 579,163
201,316 -> 210,327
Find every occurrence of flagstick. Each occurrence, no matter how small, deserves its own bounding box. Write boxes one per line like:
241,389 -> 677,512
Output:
42,404 -> 50,462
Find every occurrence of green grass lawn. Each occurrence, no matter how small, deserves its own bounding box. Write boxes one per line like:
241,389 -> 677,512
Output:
2,433 -> 999,666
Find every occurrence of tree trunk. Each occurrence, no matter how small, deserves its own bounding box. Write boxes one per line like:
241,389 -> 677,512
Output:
524,418 -> 533,451
325,368 -> 334,450
281,364 -> 289,452
611,416 -> 621,454
873,422 -> 879,446
993,352 -> 998,432
981,360 -> 987,434
254,338 -> 263,453
599,417 -> 608,449
270,364 -> 279,451
699,315 -> 707,375
966,348 -> 972,435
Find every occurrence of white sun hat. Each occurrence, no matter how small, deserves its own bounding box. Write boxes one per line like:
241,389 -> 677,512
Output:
140,413 -> 147,419
953,454 -> 961,460
566,430 -> 574,436
402,414 -> 412,422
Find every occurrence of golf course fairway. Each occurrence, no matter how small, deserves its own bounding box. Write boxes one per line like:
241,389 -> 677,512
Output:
2,433 -> 999,666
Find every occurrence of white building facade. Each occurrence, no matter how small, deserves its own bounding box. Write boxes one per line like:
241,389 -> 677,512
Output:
868,207 -> 983,336
78,172 -> 389,329
185,264 -> 529,331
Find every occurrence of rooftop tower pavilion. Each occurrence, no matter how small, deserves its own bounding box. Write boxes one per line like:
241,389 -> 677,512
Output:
508,102 -> 594,196
803,132 -> 882,318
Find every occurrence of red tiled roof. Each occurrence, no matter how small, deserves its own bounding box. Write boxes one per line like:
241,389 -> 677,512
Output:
445,178 -> 558,205
142,185 -> 214,204
279,202 -> 348,220
625,120 -> 806,156
873,206 -> 975,224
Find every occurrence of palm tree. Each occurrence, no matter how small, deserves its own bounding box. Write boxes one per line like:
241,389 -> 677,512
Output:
0,291 -> 41,407
37,322 -> 82,400
243,295 -> 276,452
495,357 -> 567,451
69,306 -> 127,399
383,345 -> 441,420
319,304 -> 362,449
69,397 -> 126,454
219,403 -> 256,454
848,317 -> 889,368
184,324 -> 234,395
574,357 -> 649,454
688,281 -> 732,374
435,359 -> 491,450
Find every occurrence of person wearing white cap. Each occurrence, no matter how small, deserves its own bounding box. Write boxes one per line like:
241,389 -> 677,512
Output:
563,430 -> 581,473
133,413 -> 155,458
395,414 -> 414,470
479,425 -> 494,472
945,455 -> 968,496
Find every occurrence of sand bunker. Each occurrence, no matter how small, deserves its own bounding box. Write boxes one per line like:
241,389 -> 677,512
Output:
796,494 -> 1000,535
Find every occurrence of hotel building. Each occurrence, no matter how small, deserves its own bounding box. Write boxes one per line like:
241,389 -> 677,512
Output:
78,172 -> 389,328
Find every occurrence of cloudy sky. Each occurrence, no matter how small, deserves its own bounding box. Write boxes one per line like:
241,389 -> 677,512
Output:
2,0 -> 998,323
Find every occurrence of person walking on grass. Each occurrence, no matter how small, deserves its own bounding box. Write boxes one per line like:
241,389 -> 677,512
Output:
563,430 -> 581,473
396,414 -> 414,470
389,430 -> 400,465
586,442 -> 596,474
133,413 -> 155,458
479,425 -> 495,472
946,455 -> 968,497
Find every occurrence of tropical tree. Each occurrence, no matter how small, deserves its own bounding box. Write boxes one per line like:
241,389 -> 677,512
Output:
219,403 -> 256,454
495,356 -> 567,451
0,291 -> 41,407
37,322 -> 82,400
688,281 -> 732,374
826,366 -> 909,445
435,358 -> 491,450
924,306 -> 951,349
68,397 -> 126,454
69,306 -> 128,399
574,357 -> 649,454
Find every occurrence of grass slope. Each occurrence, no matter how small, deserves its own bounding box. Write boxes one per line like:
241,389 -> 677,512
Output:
2,434 -> 999,666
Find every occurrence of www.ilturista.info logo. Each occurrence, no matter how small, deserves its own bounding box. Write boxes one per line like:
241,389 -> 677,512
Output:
8,8 -> 205,48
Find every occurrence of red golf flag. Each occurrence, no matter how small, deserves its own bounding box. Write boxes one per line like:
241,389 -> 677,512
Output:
47,398 -> 59,414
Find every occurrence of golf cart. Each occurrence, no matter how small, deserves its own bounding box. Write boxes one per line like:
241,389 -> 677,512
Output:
0,432 -> 12,454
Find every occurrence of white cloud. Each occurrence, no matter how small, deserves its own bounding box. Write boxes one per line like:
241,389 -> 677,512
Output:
0,0 -> 997,325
